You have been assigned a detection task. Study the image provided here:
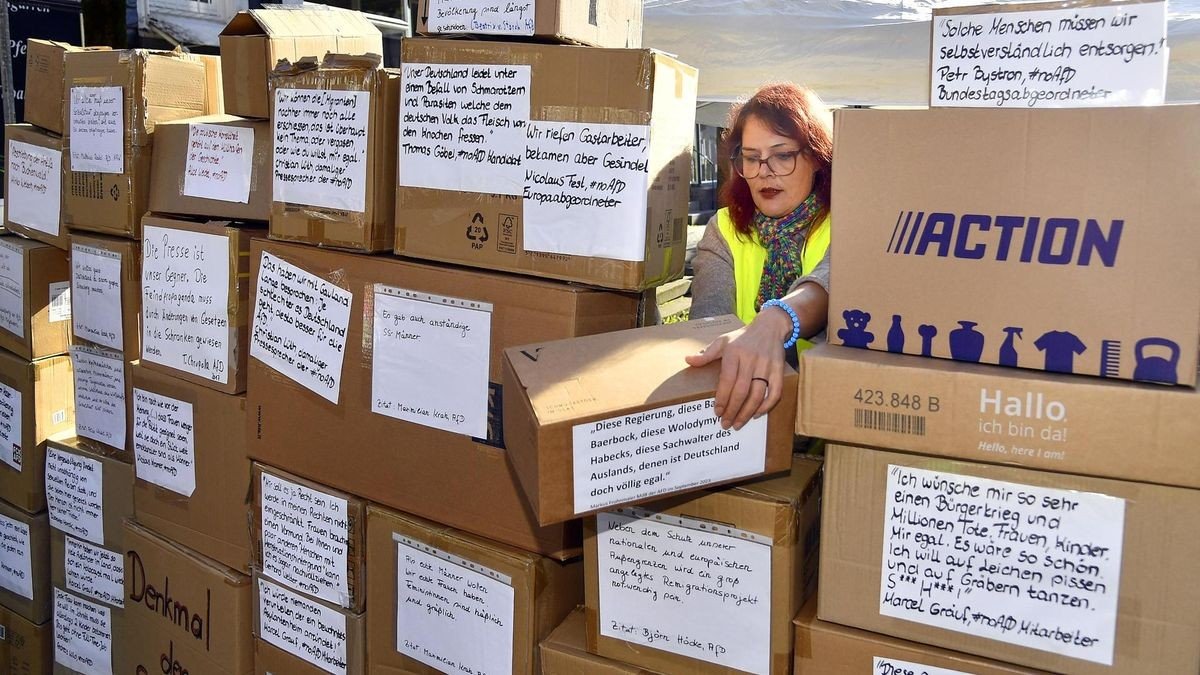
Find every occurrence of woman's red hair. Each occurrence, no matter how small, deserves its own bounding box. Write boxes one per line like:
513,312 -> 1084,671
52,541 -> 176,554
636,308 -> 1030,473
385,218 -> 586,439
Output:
719,83 -> 833,236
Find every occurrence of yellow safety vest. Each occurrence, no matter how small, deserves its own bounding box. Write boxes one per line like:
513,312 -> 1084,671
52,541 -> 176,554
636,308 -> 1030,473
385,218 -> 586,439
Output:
716,207 -> 831,351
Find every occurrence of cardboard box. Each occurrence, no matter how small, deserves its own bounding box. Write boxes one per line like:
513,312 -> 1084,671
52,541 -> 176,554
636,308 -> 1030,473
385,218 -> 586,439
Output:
799,343 -> 1200,490
0,500 -> 50,624
820,443 -> 1200,673
253,573 -> 366,674
45,437 -> 134,554
541,608 -> 658,674
252,463 -> 366,612
583,455 -> 821,675
70,348 -> 133,458
828,105 -> 1200,385
503,316 -> 798,526
129,362 -> 253,572
52,585 -> 126,675
417,0 -> 643,47
0,352 -> 74,514
122,519 -> 253,674
246,239 -> 642,559
70,232 -> 141,361
365,504 -> 582,674
219,7 -> 383,119
24,40 -> 111,135
63,49 -> 218,239
4,124 -> 67,249
139,215 -> 259,394
396,39 -> 697,291
793,599 -> 1046,674
51,530 -> 127,613
0,605 -> 52,675
268,55 -> 398,253
0,237 -> 70,361
149,115 -> 273,222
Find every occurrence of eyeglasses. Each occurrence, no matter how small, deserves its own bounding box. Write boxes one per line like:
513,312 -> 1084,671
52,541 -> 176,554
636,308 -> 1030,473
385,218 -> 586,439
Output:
732,149 -> 803,179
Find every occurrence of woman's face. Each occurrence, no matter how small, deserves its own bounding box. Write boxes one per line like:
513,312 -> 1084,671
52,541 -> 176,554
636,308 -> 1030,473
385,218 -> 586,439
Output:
738,115 -> 819,218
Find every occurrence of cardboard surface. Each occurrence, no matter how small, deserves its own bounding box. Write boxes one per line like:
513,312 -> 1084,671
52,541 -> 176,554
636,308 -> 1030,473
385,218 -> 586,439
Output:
828,105 -> 1200,385
139,215 -> 260,394
122,519 -> 253,674
0,604 -> 52,675
23,40 -> 110,135
129,362 -> 253,572
819,444 -> 1200,674
583,456 -> 822,675
417,0 -> 643,47
0,500 -> 50,624
542,608 -> 659,674
396,39 -> 696,291
4,125 -> 67,249
799,343 -> 1200,489
251,572 -> 366,674
253,633 -> 364,675
0,353 -> 74,514
69,232 -> 141,362
246,239 -> 642,559
503,316 -> 798,525
219,8 -> 383,119
793,598 -> 1047,674
0,237 -> 70,361
365,504 -> 582,674
44,437 -> 133,552
149,115 -> 273,222
267,56 -> 398,252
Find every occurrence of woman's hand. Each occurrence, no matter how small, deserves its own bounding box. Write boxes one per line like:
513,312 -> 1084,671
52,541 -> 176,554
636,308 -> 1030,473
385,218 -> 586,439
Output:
684,308 -> 793,430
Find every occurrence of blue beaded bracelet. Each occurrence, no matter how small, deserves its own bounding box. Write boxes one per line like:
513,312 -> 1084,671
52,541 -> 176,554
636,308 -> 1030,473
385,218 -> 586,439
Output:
761,299 -> 802,349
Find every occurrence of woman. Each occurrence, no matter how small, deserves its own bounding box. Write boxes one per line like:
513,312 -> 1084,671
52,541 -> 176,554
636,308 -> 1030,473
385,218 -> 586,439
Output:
687,83 -> 833,431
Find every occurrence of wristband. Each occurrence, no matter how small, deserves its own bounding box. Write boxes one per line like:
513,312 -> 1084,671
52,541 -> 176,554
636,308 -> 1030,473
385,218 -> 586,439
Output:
761,299 -> 801,349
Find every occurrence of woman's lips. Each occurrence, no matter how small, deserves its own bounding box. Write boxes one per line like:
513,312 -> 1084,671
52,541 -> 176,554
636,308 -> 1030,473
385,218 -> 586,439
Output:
759,188 -> 783,198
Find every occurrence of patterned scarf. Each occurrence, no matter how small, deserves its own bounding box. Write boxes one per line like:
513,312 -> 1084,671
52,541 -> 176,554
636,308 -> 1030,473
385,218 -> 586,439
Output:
755,192 -> 824,311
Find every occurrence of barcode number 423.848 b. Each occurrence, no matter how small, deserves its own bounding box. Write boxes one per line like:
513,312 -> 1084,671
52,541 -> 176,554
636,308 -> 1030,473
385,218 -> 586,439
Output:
854,389 -> 939,412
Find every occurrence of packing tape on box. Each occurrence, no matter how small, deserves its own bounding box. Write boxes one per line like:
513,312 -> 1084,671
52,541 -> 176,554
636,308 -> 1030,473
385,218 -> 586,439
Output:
392,532 -> 514,586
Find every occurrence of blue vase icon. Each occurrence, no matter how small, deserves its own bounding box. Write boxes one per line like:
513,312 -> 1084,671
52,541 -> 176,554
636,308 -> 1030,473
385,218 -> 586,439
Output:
949,321 -> 985,363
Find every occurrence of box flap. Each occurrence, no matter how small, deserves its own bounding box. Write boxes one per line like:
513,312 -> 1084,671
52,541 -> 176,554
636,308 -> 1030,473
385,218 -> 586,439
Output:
224,7 -> 383,39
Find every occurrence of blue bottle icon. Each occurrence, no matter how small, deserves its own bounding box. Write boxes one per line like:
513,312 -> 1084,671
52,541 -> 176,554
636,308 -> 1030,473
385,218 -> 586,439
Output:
887,315 -> 905,354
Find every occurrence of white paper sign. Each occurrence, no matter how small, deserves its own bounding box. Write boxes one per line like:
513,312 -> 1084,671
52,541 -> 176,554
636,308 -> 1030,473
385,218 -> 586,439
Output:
54,588 -> 113,675
250,252 -> 351,404
427,0 -> 535,35
0,513 -> 33,599
371,286 -> 491,437
523,122 -> 651,262
399,63 -> 530,195
396,537 -> 514,675
931,2 -> 1167,108
45,447 -> 105,544
7,139 -> 62,235
0,382 -> 22,472
132,389 -> 196,497
49,281 -> 71,323
0,240 -> 25,338
141,225 -> 232,384
70,86 -> 124,173
597,509 -> 773,674
71,347 -> 127,450
273,88 -> 370,212
874,656 -> 973,675
71,244 -> 125,351
573,398 -> 767,514
184,123 -> 254,203
258,577 -> 349,675
65,537 -> 124,609
880,465 -> 1125,665
260,472 -> 352,607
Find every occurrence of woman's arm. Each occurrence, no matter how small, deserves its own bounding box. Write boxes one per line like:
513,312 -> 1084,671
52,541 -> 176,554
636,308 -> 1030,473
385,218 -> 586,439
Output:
688,216 -> 736,320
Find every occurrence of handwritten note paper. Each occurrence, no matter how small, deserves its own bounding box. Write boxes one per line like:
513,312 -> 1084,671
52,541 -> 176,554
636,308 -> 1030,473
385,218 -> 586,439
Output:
250,252 -> 351,404
141,225 -> 232,384
7,139 -> 62,235
71,347 -> 127,450
0,513 -> 32,599
427,0 -> 535,35
65,537 -> 124,609
260,472 -> 352,607
597,509 -> 773,674
132,389 -> 196,497
523,122 -> 651,261
70,86 -> 124,173
273,89 -> 370,212
395,537 -> 514,675
873,657 -> 970,675
184,123 -> 254,203
880,465 -> 1125,664
0,240 -> 25,338
54,588 -> 113,675
259,577 -> 349,675
45,447 -> 105,545
931,1 -> 1167,107
573,398 -> 767,514
371,286 -> 492,437
399,64 -> 530,195
0,382 -> 22,472
71,244 -> 124,351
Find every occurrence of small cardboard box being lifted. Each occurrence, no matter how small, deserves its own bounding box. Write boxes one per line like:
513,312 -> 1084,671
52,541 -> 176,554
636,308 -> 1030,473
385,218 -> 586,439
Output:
417,0 -> 643,47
